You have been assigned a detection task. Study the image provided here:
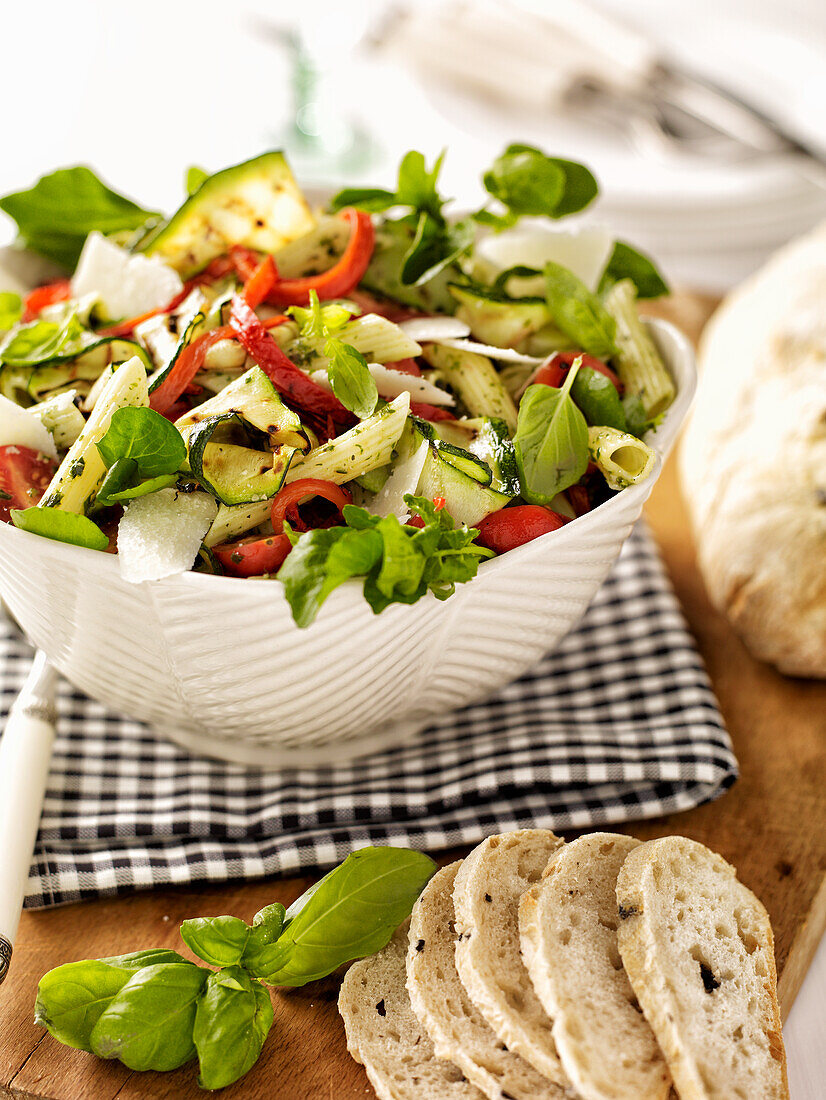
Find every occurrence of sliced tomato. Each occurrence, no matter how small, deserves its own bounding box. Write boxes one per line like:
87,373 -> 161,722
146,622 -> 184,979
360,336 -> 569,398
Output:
0,445 -> 58,522
270,478 -> 352,533
409,401 -> 456,421
532,351 -> 623,394
385,357 -> 421,377
475,504 -> 568,555
23,280 -> 72,321
212,533 -> 292,577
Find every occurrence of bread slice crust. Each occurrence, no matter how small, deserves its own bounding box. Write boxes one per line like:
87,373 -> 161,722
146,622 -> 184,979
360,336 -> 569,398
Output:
407,861 -> 569,1100
339,919 -> 484,1100
452,829 -> 569,1086
519,831 -> 671,1100
616,835 -> 789,1100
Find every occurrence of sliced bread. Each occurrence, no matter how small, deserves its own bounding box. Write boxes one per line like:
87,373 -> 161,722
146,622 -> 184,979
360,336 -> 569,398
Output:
407,861 -> 569,1100
452,829 -> 570,1086
519,832 -> 671,1100
616,835 -> 789,1100
339,919 -> 484,1100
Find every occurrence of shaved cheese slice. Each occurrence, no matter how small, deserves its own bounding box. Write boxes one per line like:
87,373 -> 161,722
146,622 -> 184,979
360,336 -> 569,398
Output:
118,489 -> 218,583
72,232 -> 183,320
434,338 -> 545,365
0,394 -> 58,459
398,317 -> 471,342
476,224 -> 614,293
369,440 -> 430,520
309,365 -> 455,406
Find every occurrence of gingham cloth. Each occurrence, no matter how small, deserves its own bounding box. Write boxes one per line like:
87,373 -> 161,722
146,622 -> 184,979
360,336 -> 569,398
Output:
0,527 -> 737,910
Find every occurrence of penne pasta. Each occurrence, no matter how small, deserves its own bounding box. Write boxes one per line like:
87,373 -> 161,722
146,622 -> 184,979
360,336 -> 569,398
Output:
605,279 -> 675,418
588,425 -> 656,491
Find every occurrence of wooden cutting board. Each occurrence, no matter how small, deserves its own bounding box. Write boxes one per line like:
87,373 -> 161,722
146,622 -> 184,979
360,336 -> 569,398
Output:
2,292 -> 825,1100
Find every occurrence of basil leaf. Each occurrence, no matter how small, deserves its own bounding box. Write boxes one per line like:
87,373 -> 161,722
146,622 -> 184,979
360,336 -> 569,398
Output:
331,150 -> 446,223
0,313 -> 88,367
484,147 -> 564,217
11,507 -> 108,551
0,166 -> 159,270
241,904 -> 287,972
598,240 -> 669,299
96,406 -> 186,477
289,290 -> 357,340
514,371 -> 590,503
0,291 -> 22,330
180,915 -> 252,968
193,967 -> 274,1090
570,366 -> 626,431
324,339 -> 379,419
34,960 -> 135,1052
33,950 -> 187,1052
278,525 -> 383,628
90,961 -> 208,1072
248,847 -> 436,986
98,472 -> 180,505
544,261 -> 618,359
395,149 -> 446,221
622,393 -> 657,438
185,165 -> 209,196
329,186 -> 397,213
483,145 -> 597,219
400,213 -> 474,287
471,207 -> 520,232
99,949 -> 190,972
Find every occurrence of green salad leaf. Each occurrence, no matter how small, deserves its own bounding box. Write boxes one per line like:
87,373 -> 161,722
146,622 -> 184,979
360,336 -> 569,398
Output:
330,149 -> 447,222
180,916 -> 253,969
0,291 -> 22,330
400,213 -> 475,287
514,362 -> 590,503
245,847 -> 437,986
544,261 -> 619,359
193,967 -> 274,1091
324,339 -> 378,419
277,496 -> 492,628
90,962 -> 208,1073
598,240 -> 669,299
11,507 -> 109,551
0,313 -> 89,367
96,406 -> 187,477
0,166 -> 159,270
33,951 -> 189,1052
483,144 -> 598,219
570,366 -> 626,431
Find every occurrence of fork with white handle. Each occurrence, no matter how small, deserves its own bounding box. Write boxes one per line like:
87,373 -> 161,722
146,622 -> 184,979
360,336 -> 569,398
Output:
0,650 -> 58,985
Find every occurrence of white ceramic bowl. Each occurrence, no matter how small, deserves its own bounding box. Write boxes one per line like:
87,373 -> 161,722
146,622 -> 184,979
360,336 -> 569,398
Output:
0,319 -> 695,767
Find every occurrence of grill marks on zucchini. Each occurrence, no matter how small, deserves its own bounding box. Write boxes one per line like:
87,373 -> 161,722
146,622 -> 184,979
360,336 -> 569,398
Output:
175,367 -> 310,506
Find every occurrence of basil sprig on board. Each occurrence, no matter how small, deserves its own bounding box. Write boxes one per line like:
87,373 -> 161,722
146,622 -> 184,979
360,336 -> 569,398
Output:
0,166 -> 160,270
34,846 -> 436,1091
514,357 -> 590,503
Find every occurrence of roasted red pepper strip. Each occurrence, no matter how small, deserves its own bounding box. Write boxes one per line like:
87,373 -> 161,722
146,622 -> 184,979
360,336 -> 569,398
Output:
229,295 -> 351,423
149,325 -> 234,416
270,478 -> 352,534
241,255 -> 278,310
475,505 -> 569,554
265,209 -> 375,307
23,280 -> 71,321
229,244 -> 263,283
213,533 -> 293,577
533,351 -> 624,393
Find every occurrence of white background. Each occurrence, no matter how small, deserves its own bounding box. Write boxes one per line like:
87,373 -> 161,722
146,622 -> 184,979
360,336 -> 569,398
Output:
0,1 -> 823,1093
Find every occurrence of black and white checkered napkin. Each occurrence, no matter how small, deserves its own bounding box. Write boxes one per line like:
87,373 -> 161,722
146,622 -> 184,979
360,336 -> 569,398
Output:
0,527 -> 737,910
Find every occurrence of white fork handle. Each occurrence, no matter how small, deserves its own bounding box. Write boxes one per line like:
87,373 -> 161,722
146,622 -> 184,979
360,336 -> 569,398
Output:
0,651 -> 57,985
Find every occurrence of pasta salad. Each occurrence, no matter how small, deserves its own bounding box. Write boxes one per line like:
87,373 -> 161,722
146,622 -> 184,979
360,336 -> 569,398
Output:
0,147 -> 673,625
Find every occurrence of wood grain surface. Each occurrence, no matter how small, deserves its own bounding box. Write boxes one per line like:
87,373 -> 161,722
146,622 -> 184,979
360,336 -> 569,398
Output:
1,292 -> 824,1100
